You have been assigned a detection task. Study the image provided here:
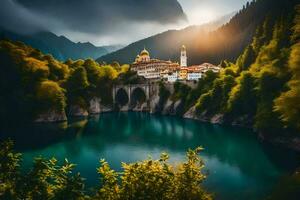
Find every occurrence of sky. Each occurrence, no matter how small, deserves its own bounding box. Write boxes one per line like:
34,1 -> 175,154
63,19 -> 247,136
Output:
179,0 -> 249,25
0,0 -> 249,46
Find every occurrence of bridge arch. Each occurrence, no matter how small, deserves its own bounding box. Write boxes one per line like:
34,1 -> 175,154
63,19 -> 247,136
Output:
115,88 -> 129,107
130,87 -> 147,107
113,84 -> 151,110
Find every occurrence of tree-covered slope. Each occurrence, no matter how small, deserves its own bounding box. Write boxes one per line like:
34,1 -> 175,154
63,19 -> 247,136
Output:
0,40 -> 129,123
98,0 -> 299,65
184,3 -> 300,136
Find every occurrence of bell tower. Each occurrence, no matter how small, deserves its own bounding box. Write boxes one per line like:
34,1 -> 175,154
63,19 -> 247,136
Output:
180,45 -> 187,67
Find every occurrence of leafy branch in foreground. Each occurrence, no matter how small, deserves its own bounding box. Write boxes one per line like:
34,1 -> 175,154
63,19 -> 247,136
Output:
0,140 -> 211,200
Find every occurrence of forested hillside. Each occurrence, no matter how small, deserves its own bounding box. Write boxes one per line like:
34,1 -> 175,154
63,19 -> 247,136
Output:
99,0 -> 299,65
0,40 -> 129,123
178,3 -> 300,136
0,0 -> 299,139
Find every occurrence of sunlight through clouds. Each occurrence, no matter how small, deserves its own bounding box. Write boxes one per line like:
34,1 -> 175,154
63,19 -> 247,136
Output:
178,0 -> 249,25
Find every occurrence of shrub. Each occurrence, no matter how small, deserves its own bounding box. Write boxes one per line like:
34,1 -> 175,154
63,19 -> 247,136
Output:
0,140 -> 212,200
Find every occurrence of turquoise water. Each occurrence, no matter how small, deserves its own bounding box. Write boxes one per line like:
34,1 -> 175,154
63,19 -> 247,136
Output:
2,112 -> 299,200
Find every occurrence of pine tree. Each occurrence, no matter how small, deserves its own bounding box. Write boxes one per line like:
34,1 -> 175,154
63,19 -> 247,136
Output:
274,5 -> 300,131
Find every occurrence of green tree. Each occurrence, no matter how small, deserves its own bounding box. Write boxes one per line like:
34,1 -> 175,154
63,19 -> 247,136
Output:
291,5 -> 300,42
227,72 -> 257,117
96,147 -> 211,200
274,12 -> 300,131
236,45 -> 256,72
44,54 -> 70,81
0,141 -> 212,200
36,80 -> 66,113
0,140 -> 21,199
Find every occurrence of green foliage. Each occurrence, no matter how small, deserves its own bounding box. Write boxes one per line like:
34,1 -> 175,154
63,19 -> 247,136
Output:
172,81 -> 191,101
236,45 -> 256,72
292,5 -> 300,42
0,40 -> 123,120
22,57 -> 50,82
156,82 -> 171,112
36,80 -> 66,112
185,72 -> 217,110
69,67 -> 90,91
116,70 -> 145,85
227,72 -> 257,116
17,157 -> 87,200
189,5 -> 300,135
0,140 -> 211,200
195,74 -> 236,116
96,147 -> 211,200
274,31 -> 300,130
44,55 -> 70,81
82,59 -> 101,85
0,140 -> 21,199
96,159 -> 120,200
159,82 -> 171,103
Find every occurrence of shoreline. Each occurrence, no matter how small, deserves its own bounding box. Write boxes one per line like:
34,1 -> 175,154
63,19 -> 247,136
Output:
34,109 -> 300,153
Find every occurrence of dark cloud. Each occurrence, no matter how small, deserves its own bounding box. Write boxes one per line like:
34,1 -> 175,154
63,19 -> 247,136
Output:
0,0 -> 186,44
0,0 -> 46,34
12,0 -> 186,34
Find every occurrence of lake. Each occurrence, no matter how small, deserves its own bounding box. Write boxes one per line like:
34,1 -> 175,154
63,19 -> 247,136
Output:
1,112 -> 299,200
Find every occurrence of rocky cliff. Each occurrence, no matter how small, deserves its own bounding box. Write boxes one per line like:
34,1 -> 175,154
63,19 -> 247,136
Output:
33,83 -> 300,152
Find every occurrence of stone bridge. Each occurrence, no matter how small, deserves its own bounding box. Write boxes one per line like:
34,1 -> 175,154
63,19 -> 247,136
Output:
112,83 -> 158,111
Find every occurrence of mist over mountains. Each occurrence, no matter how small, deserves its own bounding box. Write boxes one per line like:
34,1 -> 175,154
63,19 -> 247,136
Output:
0,28 -> 124,61
98,12 -> 235,65
99,0 -> 297,65
0,0 -> 187,45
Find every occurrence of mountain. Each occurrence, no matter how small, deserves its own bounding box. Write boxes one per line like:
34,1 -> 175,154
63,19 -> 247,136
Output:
0,28 -> 123,61
97,13 -> 234,65
98,0 -> 298,65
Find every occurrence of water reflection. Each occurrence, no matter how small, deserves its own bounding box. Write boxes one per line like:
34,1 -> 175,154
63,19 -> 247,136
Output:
1,112 -> 299,200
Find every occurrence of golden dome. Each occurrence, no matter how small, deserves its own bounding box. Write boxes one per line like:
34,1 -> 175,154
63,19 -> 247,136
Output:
181,45 -> 186,50
140,48 -> 150,56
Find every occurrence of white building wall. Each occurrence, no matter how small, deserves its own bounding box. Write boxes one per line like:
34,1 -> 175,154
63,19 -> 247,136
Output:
167,72 -> 178,82
187,72 -> 202,81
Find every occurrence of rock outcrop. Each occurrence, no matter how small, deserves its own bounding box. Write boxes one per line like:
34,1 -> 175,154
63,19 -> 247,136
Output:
69,105 -> 89,117
100,104 -> 113,113
150,95 -> 161,113
132,102 -> 148,112
35,110 -> 67,122
89,97 -> 101,114
162,99 -> 174,115
210,114 -> 224,124
69,98 -> 113,117
183,106 -> 198,120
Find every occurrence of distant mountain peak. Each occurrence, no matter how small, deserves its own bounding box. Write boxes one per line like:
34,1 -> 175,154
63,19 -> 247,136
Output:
0,29 -> 123,61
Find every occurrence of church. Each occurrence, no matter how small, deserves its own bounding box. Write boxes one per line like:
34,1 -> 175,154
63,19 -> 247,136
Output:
131,45 -> 220,82
131,48 -> 180,79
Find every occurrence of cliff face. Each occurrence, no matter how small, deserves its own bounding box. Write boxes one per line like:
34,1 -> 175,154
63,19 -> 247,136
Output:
34,97 -> 114,122
183,107 -> 225,124
32,84 -> 300,152
69,105 -> 89,117
32,82 -> 245,125
149,87 -> 186,117
88,98 -> 101,114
